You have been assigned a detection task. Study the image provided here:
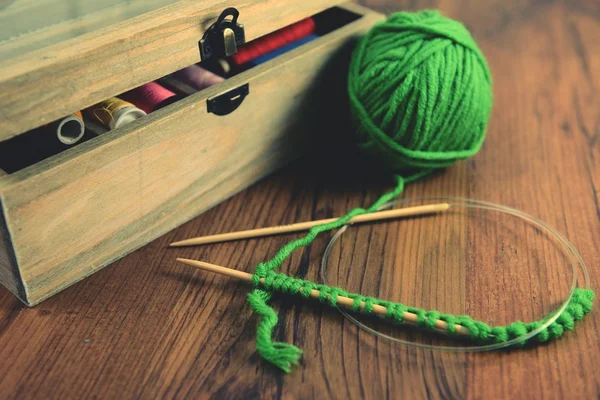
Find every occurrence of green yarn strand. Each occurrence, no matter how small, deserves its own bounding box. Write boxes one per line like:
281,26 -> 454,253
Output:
247,289 -> 303,373
248,176 -> 406,372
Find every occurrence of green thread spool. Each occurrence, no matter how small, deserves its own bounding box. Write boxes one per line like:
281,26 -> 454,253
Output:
245,10 -> 593,372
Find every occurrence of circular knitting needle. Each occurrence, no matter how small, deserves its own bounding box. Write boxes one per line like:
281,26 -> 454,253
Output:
175,257 -> 471,337
170,203 -> 450,247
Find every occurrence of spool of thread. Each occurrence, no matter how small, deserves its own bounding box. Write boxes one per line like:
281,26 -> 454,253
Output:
166,65 -> 225,95
176,65 -> 224,90
53,111 -> 85,145
89,97 -> 146,130
121,82 -> 182,113
244,34 -> 318,67
232,18 -> 316,66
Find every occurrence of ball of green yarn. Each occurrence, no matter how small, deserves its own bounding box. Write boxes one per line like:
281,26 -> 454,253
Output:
348,10 -> 493,173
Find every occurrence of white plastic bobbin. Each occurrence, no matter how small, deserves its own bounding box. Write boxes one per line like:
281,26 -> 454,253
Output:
56,113 -> 85,145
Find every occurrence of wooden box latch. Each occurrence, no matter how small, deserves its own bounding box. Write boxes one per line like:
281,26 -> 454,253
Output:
199,7 -> 246,61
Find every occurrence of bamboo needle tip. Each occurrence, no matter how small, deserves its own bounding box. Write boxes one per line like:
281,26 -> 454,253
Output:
176,257 -> 203,268
170,240 -> 192,247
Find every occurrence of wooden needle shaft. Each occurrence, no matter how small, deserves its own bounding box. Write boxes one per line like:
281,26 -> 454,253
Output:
170,203 -> 450,247
176,258 -> 471,337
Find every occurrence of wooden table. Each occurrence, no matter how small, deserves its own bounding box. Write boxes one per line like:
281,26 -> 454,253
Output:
1,1 -> 599,398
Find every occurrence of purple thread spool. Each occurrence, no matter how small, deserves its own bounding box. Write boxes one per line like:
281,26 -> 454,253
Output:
173,65 -> 224,92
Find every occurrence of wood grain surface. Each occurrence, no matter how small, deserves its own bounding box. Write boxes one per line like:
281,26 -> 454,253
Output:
1,0 -> 599,399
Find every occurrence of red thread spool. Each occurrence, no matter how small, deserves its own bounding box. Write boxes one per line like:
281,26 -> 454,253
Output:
232,18 -> 316,65
121,82 -> 180,113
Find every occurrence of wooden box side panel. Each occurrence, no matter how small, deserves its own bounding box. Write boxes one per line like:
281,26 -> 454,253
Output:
0,8 -> 382,305
0,196 -> 26,303
0,0 -> 345,142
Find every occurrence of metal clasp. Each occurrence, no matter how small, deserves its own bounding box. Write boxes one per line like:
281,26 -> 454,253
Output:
207,83 -> 249,116
199,8 -> 245,61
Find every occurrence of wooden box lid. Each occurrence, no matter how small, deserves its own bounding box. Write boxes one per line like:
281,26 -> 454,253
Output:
0,0 -> 345,142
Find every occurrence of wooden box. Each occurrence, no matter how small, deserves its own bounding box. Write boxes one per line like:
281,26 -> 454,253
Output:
0,1 -> 383,305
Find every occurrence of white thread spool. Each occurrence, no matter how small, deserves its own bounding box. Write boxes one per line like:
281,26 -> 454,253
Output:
109,106 -> 146,129
89,97 -> 146,131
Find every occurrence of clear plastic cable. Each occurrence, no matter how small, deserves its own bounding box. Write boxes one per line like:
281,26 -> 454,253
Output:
320,197 -> 590,351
